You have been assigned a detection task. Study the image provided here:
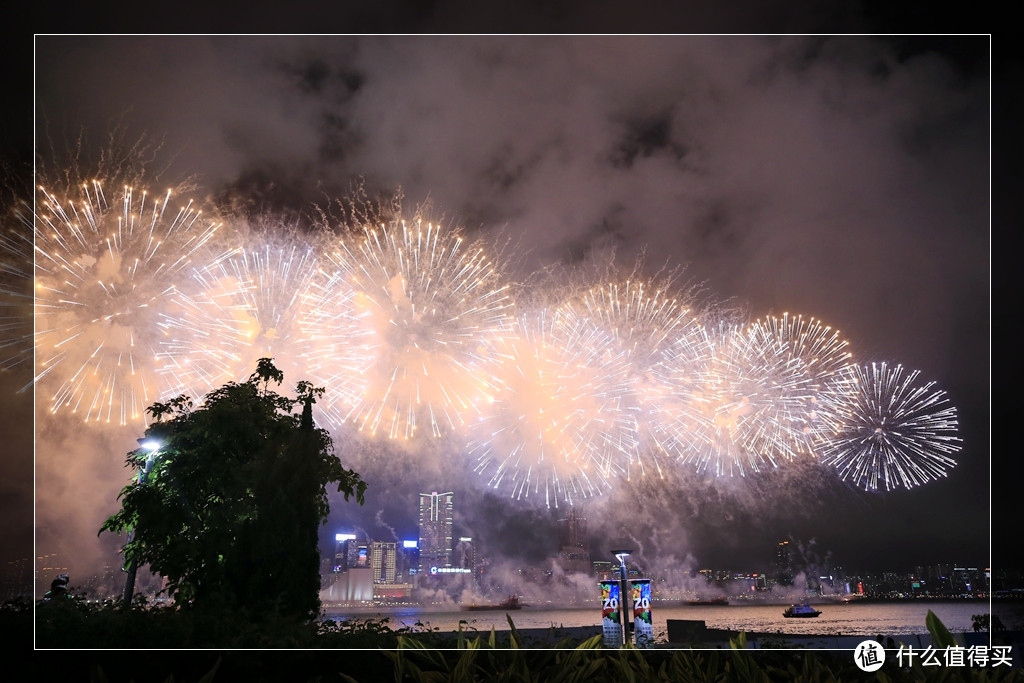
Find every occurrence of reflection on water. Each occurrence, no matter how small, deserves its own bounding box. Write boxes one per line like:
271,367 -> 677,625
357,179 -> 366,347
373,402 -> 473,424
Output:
324,601 -> 1024,642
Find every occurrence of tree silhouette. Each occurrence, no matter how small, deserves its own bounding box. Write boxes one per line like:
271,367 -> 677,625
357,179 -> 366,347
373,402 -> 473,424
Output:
101,359 -> 366,620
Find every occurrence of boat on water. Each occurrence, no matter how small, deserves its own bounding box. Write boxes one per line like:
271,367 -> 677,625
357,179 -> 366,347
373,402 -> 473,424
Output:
783,601 -> 822,618
461,594 -> 525,612
687,597 -> 729,606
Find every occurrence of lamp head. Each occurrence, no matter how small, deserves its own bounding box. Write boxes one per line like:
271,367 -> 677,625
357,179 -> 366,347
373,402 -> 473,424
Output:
611,548 -> 633,565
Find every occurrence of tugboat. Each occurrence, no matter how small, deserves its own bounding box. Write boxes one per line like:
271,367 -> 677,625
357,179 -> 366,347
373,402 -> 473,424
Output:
461,594 -> 525,611
783,601 -> 822,618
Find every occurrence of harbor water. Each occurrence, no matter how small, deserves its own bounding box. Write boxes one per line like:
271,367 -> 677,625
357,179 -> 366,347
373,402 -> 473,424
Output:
324,600 -> 1024,644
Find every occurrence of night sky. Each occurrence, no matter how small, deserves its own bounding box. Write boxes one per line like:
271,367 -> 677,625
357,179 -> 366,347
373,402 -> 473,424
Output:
4,29 -> 1005,596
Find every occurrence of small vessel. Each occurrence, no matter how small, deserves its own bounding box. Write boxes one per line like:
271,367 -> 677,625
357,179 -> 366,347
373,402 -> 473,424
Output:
783,601 -> 822,618
461,594 -> 525,611
687,597 -> 729,606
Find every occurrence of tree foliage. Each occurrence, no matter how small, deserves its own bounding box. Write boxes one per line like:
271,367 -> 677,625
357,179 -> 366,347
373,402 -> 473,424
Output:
100,359 -> 366,620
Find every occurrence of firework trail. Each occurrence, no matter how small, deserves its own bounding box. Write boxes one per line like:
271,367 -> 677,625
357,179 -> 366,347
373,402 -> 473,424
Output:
157,222 -> 319,400
33,181 -> 221,425
467,308 -> 638,507
815,361 -> 960,491
559,279 -> 705,478
302,219 -> 512,439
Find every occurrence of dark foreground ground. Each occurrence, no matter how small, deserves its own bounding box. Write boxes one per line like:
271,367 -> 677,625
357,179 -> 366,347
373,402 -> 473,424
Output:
10,599 -> 1024,682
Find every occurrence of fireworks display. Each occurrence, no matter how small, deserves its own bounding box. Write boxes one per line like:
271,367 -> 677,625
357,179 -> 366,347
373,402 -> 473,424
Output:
747,313 -> 856,456
673,320 -> 816,476
32,181 -> 222,425
16,177 -> 963,501
0,204 -> 34,377
815,361 -> 961,492
301,220 -> 513,440
157,225 -> 320,400
17,34 -> 993,602
466,309 -> 637,507
558,280 -> 704,479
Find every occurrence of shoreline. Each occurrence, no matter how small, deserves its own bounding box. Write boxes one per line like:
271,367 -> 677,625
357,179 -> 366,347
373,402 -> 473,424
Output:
322,595 -> 1023,611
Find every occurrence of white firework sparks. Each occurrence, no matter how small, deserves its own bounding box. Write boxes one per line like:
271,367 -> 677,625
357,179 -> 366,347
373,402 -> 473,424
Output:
467,308 -> 638,507
25,170 -> 962,503
675,319 -> 818,476
747,312 -> 856,455
815,361 -> 960,491
33,181 -> 221,425
297,233 -> 376,432
644,315 -> 716,465
157,225 -> 320,400
560,279 -> 704,477
303,219 -> 512,439
1,202 -> 34,377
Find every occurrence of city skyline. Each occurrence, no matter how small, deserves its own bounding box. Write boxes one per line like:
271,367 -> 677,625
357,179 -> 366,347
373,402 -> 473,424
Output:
20,529 -> 1006,604
18,484 -> 1006,603
318,494 -> 998,595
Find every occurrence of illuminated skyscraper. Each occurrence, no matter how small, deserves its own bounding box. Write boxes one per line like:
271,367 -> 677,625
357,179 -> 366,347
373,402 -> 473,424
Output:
399,539 -> 419,579
418,491 -> 454,573
334,533 -> 370,572
776,540 -> 793,585
370,541 -> 398,584
334,533 -> 356,572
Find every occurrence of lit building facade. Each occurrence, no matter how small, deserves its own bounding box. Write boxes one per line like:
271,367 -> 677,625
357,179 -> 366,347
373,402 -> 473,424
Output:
455,536 -> 476,578
322,568 -> 373,603
557,507 -> 590,574
418,491 -> 454,574
370,541 -> 398,584
400,540 -> 419,580
333,533 -> 355,572
775,540 -> 793,585
333,533 -> 372,572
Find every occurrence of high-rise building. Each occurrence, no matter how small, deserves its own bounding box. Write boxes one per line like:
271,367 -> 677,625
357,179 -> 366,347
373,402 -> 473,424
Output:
455,537 -> 476,578
557,507 -> 591,574
370,541 -> 398,584
418,491 -> 454,574
400,540 -> 419,579
775,540 -> 793,585
561,507 -> 587,548
334,533 -> 353,572
333,533 -> 360,572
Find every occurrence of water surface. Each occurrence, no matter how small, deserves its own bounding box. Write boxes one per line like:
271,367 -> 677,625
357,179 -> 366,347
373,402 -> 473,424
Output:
325,600 -> 1024,643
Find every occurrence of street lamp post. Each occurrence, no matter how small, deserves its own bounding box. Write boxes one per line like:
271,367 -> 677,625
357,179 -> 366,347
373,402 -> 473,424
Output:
122,439 -> 159,608
611,548 -> 632,646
